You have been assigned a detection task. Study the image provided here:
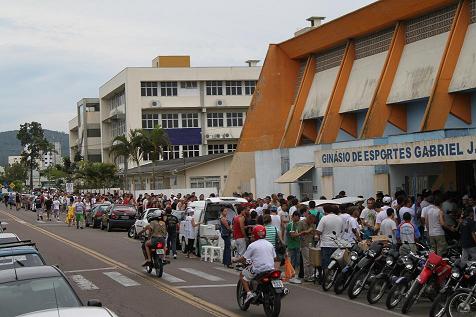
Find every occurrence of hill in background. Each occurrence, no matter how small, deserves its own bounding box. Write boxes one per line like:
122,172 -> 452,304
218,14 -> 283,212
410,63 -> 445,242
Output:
0,130 -> 69,167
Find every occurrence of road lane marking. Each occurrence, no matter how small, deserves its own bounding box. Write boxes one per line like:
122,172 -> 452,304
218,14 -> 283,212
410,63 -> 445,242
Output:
176,284 -> 236,289
70,274 -> 99,290
0,209 -> 240,317
178,268 -> 224,281
213,266 -> 240,276
17,220 -> 27,224
162,272 -> 186,283
104,271 -> 140,287
65,266 -> 117,273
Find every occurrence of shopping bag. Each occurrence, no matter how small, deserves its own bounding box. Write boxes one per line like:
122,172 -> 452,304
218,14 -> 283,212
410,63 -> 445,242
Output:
283,257 -> 295,281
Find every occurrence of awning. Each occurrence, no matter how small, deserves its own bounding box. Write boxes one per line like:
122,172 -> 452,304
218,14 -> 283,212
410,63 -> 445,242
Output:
275,164 -> 314,183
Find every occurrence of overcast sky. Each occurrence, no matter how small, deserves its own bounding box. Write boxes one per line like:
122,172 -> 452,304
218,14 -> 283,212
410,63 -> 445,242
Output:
0,0 -> 374,133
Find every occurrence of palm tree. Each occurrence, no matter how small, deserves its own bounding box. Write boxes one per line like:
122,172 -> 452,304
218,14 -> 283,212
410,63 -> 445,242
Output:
139,126 -> 170,189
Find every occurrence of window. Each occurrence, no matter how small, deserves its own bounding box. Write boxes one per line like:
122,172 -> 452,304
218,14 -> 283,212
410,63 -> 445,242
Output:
86,129 -> 101,137
180,81 -> 197,89
88,154 -> 102,162
226,112 -> 243,127
207,113 -> 224,127
190,176 -> 221,189
160,81 -> 178,96
206,81 -> 223,95
208,144 -> 225,154
225,81 -> 243,95
141,82 -> 158,96
244,80 -> 257,95
182,113 -> 199,128
150,177 -> 165,190
163,145 -> 180,160
227,144 -> 237,152
142,113 -> 160,129
182,145 -> 200,158
111,120 -> 126,138
111,92 -> 125,110
86,104 -> 99,112
161,113 -> 179,129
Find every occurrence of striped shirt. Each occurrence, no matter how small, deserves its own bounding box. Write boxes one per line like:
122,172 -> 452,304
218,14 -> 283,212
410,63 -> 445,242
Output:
265,225 -> 277,247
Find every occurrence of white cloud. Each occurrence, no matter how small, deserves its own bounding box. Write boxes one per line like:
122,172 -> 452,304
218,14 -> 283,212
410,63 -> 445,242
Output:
0,0 -> 375,132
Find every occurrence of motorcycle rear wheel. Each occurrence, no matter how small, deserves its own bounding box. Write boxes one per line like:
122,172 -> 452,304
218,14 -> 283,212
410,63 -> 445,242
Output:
263,288 -> 281,317
334,269 -> 351,294
367,278 -> 388,304
401,282 -> 422,314
386,282 -> 408,310
446,289 -> 476,317
154,257 -> 163,278
236,280 -> 250,311
429,292 -> 449,317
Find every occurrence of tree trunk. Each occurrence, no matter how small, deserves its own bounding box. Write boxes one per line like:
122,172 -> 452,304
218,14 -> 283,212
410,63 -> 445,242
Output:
29,163 -> 33,190
123,159 -> 129,192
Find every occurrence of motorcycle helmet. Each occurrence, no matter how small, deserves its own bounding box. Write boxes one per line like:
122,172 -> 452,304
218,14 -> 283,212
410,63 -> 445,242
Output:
252,225 -> 266,240
147,210 -> 162,222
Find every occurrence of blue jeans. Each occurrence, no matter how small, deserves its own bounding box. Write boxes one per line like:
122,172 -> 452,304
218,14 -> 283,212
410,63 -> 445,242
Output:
321,247 -> 337,269
288,248 -> 300,270
167,232 -> 177,255
222,235 -> 232,266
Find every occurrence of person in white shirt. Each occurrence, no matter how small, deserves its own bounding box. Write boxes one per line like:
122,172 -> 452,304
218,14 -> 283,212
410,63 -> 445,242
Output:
421,195 -> 448,256
375,196 -> 392,233
379,208 -> 397,244
342,207 -> 361,242
399,197 -> 416,224
360,197 -> 377,239
52,197 -> 61,221
316,204 -> 344,272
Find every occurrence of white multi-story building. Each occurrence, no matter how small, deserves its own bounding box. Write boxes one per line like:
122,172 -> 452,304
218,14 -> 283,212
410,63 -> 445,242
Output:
41,141 -> 62,169
7,156 -> 22,166
99,55 -> 261,167
69,98 -> 102,162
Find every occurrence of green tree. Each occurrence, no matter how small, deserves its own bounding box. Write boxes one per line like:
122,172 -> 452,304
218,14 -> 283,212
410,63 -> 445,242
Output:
139,126 -> 170,188
109,129 -> 142,191
16,122 -> 52,189
0,162 -> 28,185
76,161 -> 118,190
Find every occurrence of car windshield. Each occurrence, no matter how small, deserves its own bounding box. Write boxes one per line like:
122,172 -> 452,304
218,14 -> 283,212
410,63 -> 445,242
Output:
205,203 -> 236,225
0,237 -> 19,244
0,276 -> 82,317
0,254 -> 44,270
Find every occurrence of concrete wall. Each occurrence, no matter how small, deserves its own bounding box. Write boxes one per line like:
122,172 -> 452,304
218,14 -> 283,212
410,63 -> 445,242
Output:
444,93 -> 476,129
333,166 -> 375,197
449,23 -> 476,93
222,152 -> 256,196
340,52 -> 387,113
302,66 -> 340,119
388,32 -> 449,104
184,155 -> 233,194
254,149 -> 288,198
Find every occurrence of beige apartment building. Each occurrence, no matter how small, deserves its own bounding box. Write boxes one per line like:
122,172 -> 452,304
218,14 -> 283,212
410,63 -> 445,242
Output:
99,56 -> 261,170
69,98 -> 102,162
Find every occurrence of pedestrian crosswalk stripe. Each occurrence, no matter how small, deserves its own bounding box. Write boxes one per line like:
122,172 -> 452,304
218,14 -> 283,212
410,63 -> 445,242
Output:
213,266 -> 240,276
162,272 -> 186,283
103,271 -> 140,287
178,268 -> 224,281
70,274 -> 99,290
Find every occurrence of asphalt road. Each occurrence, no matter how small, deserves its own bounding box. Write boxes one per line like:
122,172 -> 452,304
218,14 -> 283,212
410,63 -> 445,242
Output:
0,205 -> 432,317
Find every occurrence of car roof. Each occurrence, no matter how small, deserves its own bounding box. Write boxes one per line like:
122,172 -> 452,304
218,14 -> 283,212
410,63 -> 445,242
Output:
206,197 -> 247,204
18,307 -> 115,317
188,201 -> 205,208
0,266 -> 61,284
0,233 -> 18,239
0,245 -> 39,257
333,196 -> 365,204
301,199 -> 341,207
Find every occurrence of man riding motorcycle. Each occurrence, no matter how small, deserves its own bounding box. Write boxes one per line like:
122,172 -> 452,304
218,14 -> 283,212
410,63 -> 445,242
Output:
235,225 -> 278,304
138,211 -> 167,267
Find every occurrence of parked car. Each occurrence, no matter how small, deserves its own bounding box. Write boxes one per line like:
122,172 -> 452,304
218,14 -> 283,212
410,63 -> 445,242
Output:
0,220 -> 7,233
18,307 -> 119,317
0,241 -> 46,270
128,208 -> 162,239
0,233 -> 21,244
0,266 -> 103,317
101,204 -> 137,232
90,204 -> 113,228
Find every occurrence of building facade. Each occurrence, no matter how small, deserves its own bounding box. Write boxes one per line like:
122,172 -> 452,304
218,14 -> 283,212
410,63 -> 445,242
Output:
99,56 -> 260,168
225,0 -> 476,199
69,98 -> 102,162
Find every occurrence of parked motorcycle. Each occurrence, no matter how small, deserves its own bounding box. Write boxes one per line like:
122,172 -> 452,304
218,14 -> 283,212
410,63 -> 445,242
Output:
385,250 -> 427,310
347,241 -> 386,299
334,241 -> 366,294
236,265 -> 289,317
322,234 -> 353,291
366,248 -> 401,304
401,251 -> 452,314
445,263 -> 476,317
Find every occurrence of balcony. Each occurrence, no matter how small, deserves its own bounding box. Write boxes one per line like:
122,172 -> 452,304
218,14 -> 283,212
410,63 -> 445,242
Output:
68,116 -> 78,131
103,104 -> 125,122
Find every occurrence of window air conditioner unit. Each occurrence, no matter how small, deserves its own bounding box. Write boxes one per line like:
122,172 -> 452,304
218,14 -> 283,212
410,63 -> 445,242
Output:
215,99 -> 225,106
151,100 -> 161,107
223,133 -> 230,138
214,134 -> 221,138
205,134 -> 210,139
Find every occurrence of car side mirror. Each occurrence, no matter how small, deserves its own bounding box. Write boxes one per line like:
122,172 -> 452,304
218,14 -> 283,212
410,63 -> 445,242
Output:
87,299 -> 102,307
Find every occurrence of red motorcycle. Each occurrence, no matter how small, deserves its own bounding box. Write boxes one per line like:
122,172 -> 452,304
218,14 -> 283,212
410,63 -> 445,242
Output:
401,252 -> 452,314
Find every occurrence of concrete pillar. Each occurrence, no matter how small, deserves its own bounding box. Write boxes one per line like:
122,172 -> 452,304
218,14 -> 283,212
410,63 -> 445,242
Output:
321,175 -> 334,199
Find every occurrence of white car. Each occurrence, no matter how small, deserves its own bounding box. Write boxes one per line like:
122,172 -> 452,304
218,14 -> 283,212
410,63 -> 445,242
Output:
0,221 -> 8,233
128,208 -> 162,239
0,233 -> 20,244
18,307 -> 119,317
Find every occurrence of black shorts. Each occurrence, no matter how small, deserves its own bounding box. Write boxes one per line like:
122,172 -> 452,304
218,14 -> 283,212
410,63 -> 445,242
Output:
151,236 -> 165,248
